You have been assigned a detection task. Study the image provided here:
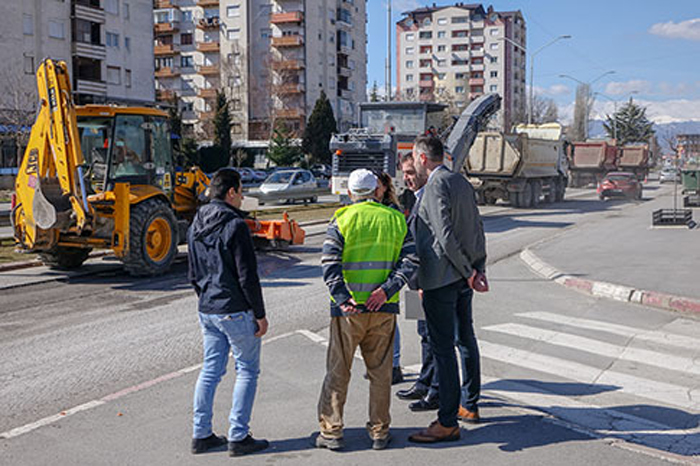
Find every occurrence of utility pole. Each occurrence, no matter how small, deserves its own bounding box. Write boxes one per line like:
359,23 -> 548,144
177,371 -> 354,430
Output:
385,0 -> 392,101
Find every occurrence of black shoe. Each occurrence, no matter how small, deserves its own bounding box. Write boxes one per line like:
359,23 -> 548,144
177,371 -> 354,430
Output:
315,434 -> 344,451
392,367 -> 404,385
228,435 -> 269,457
372,434 -> 392,450
396,385 -> 427,401
409,395 -> 440,412
191,433 -> 227,454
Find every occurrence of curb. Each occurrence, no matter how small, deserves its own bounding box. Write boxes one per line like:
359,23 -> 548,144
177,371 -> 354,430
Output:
520,249 -> 700,315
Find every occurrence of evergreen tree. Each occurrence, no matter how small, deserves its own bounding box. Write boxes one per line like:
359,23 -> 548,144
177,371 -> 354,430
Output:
370,81 -> 380,102
213,90 -> 231,161
268,123 -> 302,167
180,138 -> 198,167
301,90 -> 337,165
603,98 -> 655,145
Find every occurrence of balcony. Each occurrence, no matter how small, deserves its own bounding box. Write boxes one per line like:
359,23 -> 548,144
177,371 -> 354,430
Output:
198,110 -> 215,120
471,49 -> 484,58
197,64 -> 219,76
74,3 -> 105,24
76,79 -> 107,95
419,79 -> 435,88
155,67 -> 180,78
154,0 -> 179,8
336,42 -> 351,54
72,42 -> 106,60
198,88 -> 217,99
156,89 -> 176,101
196,0 -> 218,7
154,21 -> 179,34
154,43 -> 180,55
272,59 -> 305,71
469,92 -> 484,100
278,83 -> 305,94
271,36 -> 304,48
196,41 -> 220,53
468,78 -> 485,86
470,64 -> 484,72
275,108 -> 303,119
337,88 -> 352,100
270,11 -> 304,24
337,65 -> 351,77
196,16 -> 220,30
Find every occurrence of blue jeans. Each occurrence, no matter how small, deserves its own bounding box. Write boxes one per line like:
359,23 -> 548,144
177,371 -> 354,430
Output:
393,325 -> 401,368
193,311 -> 261,442
423,281 -> 480,428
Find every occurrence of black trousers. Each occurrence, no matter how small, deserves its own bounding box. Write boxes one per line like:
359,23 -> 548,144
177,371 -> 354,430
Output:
422,280 -> 480,427
415,319 -> 439,398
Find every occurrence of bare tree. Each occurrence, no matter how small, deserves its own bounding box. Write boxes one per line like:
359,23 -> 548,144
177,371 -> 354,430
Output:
0,68 -> 37,167
530,94 -> 559,125
571,83 -> 593,141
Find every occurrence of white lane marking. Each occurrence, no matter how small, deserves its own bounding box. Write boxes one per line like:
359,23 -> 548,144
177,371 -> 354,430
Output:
520,311 -> 700,350
483,323 -> 700,376
296,329 -> 327,344
479,340 -> 700,411
0,330 -> 300,440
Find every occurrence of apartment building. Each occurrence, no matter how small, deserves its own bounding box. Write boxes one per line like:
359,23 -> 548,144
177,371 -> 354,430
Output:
0,0 -> 154,106
153,0 -> 367,141
396,3 -> 526,131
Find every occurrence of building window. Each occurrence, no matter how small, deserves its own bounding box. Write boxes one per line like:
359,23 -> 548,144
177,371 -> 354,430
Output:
490,71 -> 498,78
156,57 -> 173,69
437,45 -> 446,52
452,16 -> 468,24
183,102 -> 194,112
452,44 -> 469,51
436,59 -> 446,67
23,14 -> 33,36
490,28 -> 499,36
231,99 -> 241,111
125,69 -> 132,87
437,73 -> 446,80
489,85 -> 498,92
182,10 -> 192,22
106,32 -> 119,48
227,5 -> 240,17
455,72 -> 467,79
437,31 -> 446,39
24,55 -> 35,74
490,43 -> 499,50
437,18 -> 447,25
406,33 -> 414,41
419,45 -> 432,54
227,29 -> 240,40
124,2 -> 130,20
261,28 -> 271,39
455,86 -> 465,94
452,30 -> 468,38
232,123 -> 242,134
406,74 -> 413,82
490,56 -> 498,64
49,20 -> 65,39
105,0 -> 119,15
419,59 -> 431,68
452,59 -> 468,66
472,29 -> 484,36
181,79 -> 193,92
181,55 -> 194,68
405,47 -> 414,54
125,37 -> 131,52
419,31 -> 432,39
107,66 -> 121,85
181,33 -> 193,45
405,60 -> 414,68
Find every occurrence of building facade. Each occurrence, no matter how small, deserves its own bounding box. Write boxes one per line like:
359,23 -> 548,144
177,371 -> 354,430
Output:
153,0 -> 367,141
396,3 -> 525,131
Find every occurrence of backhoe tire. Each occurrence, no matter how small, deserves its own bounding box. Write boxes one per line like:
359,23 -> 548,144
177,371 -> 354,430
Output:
39,247 -> 92,270
122,198 -> 179,277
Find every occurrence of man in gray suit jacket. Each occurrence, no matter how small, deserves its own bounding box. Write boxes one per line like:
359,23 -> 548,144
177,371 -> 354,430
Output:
408,135 -> 487,444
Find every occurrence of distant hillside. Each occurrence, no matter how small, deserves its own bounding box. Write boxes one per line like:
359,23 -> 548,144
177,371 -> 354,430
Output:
588,120 -> 700,151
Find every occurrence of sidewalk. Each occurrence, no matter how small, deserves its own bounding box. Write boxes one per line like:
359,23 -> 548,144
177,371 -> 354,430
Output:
523,185 -> 700,312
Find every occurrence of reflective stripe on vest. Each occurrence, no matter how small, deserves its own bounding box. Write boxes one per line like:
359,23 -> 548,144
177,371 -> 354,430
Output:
334,201 -> 407,305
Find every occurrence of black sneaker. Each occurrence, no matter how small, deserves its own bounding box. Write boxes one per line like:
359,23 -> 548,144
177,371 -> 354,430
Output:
392,367 -> 404,385
372,434 -> 391,450
228,435 -> 270,457
315,434 -> 345,451
191,433 -> 227,454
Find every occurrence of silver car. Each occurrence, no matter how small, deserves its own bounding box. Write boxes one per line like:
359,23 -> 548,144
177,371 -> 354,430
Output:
659,168 -> 680,183
258,169 -> 319,204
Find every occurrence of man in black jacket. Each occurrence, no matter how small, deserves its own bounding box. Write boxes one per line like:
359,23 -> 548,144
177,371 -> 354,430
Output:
187,168 -> 269,457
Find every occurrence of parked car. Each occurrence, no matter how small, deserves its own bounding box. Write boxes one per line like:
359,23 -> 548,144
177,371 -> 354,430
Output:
235,167 -> 255,184
259,169 -> 319,204
659,167 -> 681,183
597,172 -> 642,200
253,170 -> 268,182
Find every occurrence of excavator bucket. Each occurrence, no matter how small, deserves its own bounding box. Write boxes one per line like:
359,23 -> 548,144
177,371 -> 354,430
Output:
245,212 -> 306,250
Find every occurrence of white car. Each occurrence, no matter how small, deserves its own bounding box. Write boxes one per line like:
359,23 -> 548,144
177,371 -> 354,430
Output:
659,168 -> 680,183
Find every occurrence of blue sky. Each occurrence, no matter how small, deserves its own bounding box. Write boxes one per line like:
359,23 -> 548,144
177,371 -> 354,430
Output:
366,0 -> 700,123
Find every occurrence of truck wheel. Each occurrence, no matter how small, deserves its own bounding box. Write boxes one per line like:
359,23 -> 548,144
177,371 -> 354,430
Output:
531,181 -> 542,207
39,247 -> 92,270
555,178 -> 566,202
122,198 -> 179,277
517,183 -> 533,208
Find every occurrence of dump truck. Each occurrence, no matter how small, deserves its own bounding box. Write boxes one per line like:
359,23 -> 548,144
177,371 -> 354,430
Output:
618,143 -> 650,181
567,140 -> 619,187
12,59 -> 303,276
465,123 -> 568,208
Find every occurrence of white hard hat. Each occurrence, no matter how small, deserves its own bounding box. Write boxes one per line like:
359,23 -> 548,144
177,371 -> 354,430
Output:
347,169 -> 378,195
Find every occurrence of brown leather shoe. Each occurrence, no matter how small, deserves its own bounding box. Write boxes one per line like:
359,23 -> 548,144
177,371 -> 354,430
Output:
458,406 -> 480,424
408,420 -> 460,443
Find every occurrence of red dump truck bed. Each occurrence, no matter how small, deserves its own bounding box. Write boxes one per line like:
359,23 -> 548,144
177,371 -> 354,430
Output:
619,144 -> 650,168
569,141 -> 618,171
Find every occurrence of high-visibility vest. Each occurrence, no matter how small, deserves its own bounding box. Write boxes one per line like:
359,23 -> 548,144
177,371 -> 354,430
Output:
334,200 -> 407,305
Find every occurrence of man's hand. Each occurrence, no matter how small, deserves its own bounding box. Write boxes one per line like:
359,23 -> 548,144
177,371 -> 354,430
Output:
468,271 -> 489,293
340,298 -> 360,314
365,288 -> 388,311
255,317 -> 269,337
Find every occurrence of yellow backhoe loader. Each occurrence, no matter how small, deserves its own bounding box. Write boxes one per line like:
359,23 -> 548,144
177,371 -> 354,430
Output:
12,59 -> 304,276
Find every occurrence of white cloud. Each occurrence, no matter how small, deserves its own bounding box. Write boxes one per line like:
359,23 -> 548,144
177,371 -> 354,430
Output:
605,80 -> 653,96
590,98 -> 700,124
649,18 -> 700,41
547,84 -> 570,96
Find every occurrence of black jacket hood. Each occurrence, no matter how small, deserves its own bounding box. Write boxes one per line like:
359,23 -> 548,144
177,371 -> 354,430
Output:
191,200 -> 245,246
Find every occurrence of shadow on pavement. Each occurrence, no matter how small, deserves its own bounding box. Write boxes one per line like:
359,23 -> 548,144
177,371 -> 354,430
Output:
484,219 -> 574,234
484,379 -> 620,397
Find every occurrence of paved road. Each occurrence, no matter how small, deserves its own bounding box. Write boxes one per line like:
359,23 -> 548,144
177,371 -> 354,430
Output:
1,185 -> 698,464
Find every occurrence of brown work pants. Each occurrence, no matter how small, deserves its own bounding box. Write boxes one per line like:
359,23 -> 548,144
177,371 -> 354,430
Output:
317,312 -> 396,440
